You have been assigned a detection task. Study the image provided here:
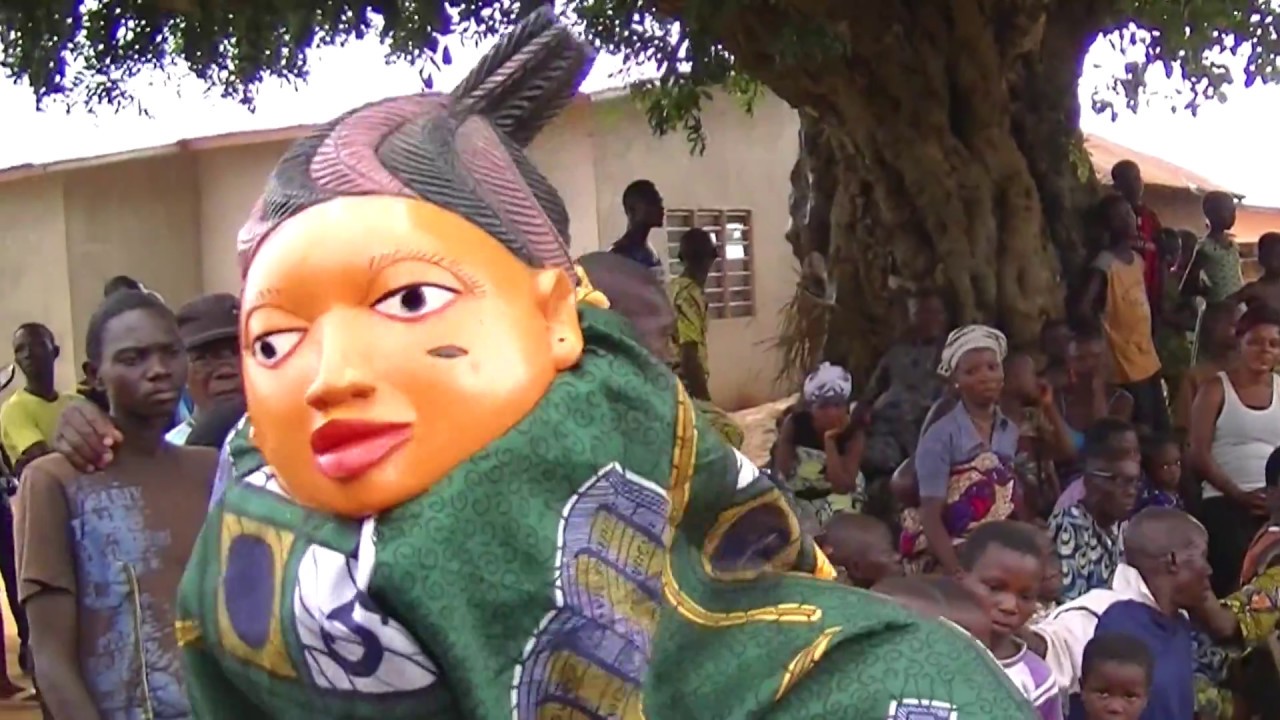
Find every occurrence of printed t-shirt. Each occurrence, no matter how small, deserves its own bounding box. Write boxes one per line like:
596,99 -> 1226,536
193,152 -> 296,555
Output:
14,447 -> 218,719
0,389 -> 78,463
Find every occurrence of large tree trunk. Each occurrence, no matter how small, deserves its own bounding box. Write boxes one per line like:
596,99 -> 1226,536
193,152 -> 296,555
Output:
738,0 -> 1112,383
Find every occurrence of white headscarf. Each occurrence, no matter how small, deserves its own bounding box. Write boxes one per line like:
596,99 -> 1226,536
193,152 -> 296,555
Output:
803,362 -> 853,404
936,325 -> 1007,377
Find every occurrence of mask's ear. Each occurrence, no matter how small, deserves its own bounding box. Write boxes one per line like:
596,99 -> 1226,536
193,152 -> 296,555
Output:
52,343 -> 60,361
532,268 -> 583,371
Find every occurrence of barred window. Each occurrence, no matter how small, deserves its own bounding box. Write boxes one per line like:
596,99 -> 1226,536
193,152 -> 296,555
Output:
663,209 -> 755,319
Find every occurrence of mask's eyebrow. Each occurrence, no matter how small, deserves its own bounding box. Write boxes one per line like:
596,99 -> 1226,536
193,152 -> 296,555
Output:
368,248 -> 438,275
248,287 -> 282,308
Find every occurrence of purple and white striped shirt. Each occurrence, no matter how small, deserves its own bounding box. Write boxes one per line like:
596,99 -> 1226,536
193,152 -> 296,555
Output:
999,640 -> 1064,720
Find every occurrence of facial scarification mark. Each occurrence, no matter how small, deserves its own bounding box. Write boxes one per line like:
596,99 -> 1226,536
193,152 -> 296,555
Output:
426,345 -> 469,359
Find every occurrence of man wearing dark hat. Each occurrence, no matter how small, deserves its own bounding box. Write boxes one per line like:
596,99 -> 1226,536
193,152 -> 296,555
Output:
165,293 -> 242,445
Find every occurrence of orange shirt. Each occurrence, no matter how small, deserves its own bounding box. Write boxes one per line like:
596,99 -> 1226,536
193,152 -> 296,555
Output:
1094,250 -> 1161,383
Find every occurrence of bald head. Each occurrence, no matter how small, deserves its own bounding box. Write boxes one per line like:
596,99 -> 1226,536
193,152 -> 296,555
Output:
820,512 -> 892,550
1123,507 -> 1205,564
577,252 -> 675,362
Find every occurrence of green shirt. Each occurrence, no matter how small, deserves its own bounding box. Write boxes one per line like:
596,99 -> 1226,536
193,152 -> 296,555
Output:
177,307 -> 1033,719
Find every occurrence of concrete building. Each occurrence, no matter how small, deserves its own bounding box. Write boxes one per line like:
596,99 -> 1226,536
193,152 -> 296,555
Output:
0,90 -> 1262,409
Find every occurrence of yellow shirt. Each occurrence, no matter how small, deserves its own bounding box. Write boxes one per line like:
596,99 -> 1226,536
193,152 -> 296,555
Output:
670,276 -> 709,388
0,389 -> 77,463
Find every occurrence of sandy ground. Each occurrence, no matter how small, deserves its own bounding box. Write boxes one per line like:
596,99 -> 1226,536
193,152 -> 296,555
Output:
0,580 -> 37,719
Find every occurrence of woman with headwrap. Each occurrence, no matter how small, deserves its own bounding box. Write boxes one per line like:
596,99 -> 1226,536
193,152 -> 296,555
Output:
774,362 -> 865,533
900,325 -> 1022,574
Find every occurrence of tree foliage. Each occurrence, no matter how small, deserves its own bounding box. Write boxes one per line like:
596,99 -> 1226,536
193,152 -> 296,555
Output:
1,0 -> 1278,145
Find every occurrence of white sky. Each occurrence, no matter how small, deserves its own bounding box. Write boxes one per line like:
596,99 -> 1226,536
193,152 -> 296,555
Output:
2,31 -> 1279,206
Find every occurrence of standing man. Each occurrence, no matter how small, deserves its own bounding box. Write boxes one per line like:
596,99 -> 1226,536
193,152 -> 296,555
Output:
1111,160 -> 1164,318
2,324 -> 78,476
611,179 -> 665,277
14,290 -> 217,720
670,228 -> 718,402
165,293 -> 243,445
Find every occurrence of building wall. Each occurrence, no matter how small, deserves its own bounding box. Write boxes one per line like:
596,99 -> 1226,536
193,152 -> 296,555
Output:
0,175 -> 77,387
0,91 -> 799,409
61,154 -> 204,363
0,154 -> 205,391
1142,186 -> 1205,238
196,140 -> 293,294
588,92 -> 800,408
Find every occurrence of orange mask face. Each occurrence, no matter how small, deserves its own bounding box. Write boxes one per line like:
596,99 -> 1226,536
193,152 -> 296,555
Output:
241,195 -> 583,518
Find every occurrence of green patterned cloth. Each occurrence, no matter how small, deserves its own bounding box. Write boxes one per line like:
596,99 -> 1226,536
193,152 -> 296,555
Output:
177,306 -> 1034,719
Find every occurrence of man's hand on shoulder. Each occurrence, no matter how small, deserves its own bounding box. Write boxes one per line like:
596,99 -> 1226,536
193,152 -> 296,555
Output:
52,399 -> 122,473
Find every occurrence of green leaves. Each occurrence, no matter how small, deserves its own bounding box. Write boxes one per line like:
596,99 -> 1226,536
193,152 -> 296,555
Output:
1,0 -> 1276,147
1092,0 -> 1278,117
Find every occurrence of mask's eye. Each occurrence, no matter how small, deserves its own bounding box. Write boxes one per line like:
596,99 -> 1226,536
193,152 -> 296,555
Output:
373,284 -> 458,320
251,330 -> 304,367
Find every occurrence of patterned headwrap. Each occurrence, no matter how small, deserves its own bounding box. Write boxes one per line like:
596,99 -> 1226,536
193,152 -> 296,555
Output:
235,7 -> 595,285
936,324 -> 1008,377
802,362 -> 853,404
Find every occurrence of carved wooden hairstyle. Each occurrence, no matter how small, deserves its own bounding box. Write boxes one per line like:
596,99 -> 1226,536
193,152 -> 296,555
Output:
236,7 -> 595,282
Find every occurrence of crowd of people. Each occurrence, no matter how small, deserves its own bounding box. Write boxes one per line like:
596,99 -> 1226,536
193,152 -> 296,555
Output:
757,159 -> 1280,719
0,37 -> 1276,716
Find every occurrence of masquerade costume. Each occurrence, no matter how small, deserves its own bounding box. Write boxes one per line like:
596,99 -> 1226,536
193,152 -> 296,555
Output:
176,11 -> 1032,719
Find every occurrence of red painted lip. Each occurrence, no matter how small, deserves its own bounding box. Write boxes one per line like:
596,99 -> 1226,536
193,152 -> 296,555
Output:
310,420 -> 411,481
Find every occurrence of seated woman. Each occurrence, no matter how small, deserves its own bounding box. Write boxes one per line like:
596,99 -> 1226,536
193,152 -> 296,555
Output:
900,325 -> 1022,574
774,363 -> 865,533
1188,303 -> 1280,596
860,290 -> 949,478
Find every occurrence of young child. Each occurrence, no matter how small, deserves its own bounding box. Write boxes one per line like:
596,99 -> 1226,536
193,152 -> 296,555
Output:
1033,525 -> 1062,623
873,575 -> 993,649
958,521 -> 1063,720
1079,633 -> 1153,720
1184,191 -> 1243,304
1134,435 -> 1182,516
1232,231 -> 1280,311
816,512 -> 902,588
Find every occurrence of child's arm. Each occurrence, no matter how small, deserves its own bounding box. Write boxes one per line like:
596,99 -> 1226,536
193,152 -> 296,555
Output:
14,461 -> 101,720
